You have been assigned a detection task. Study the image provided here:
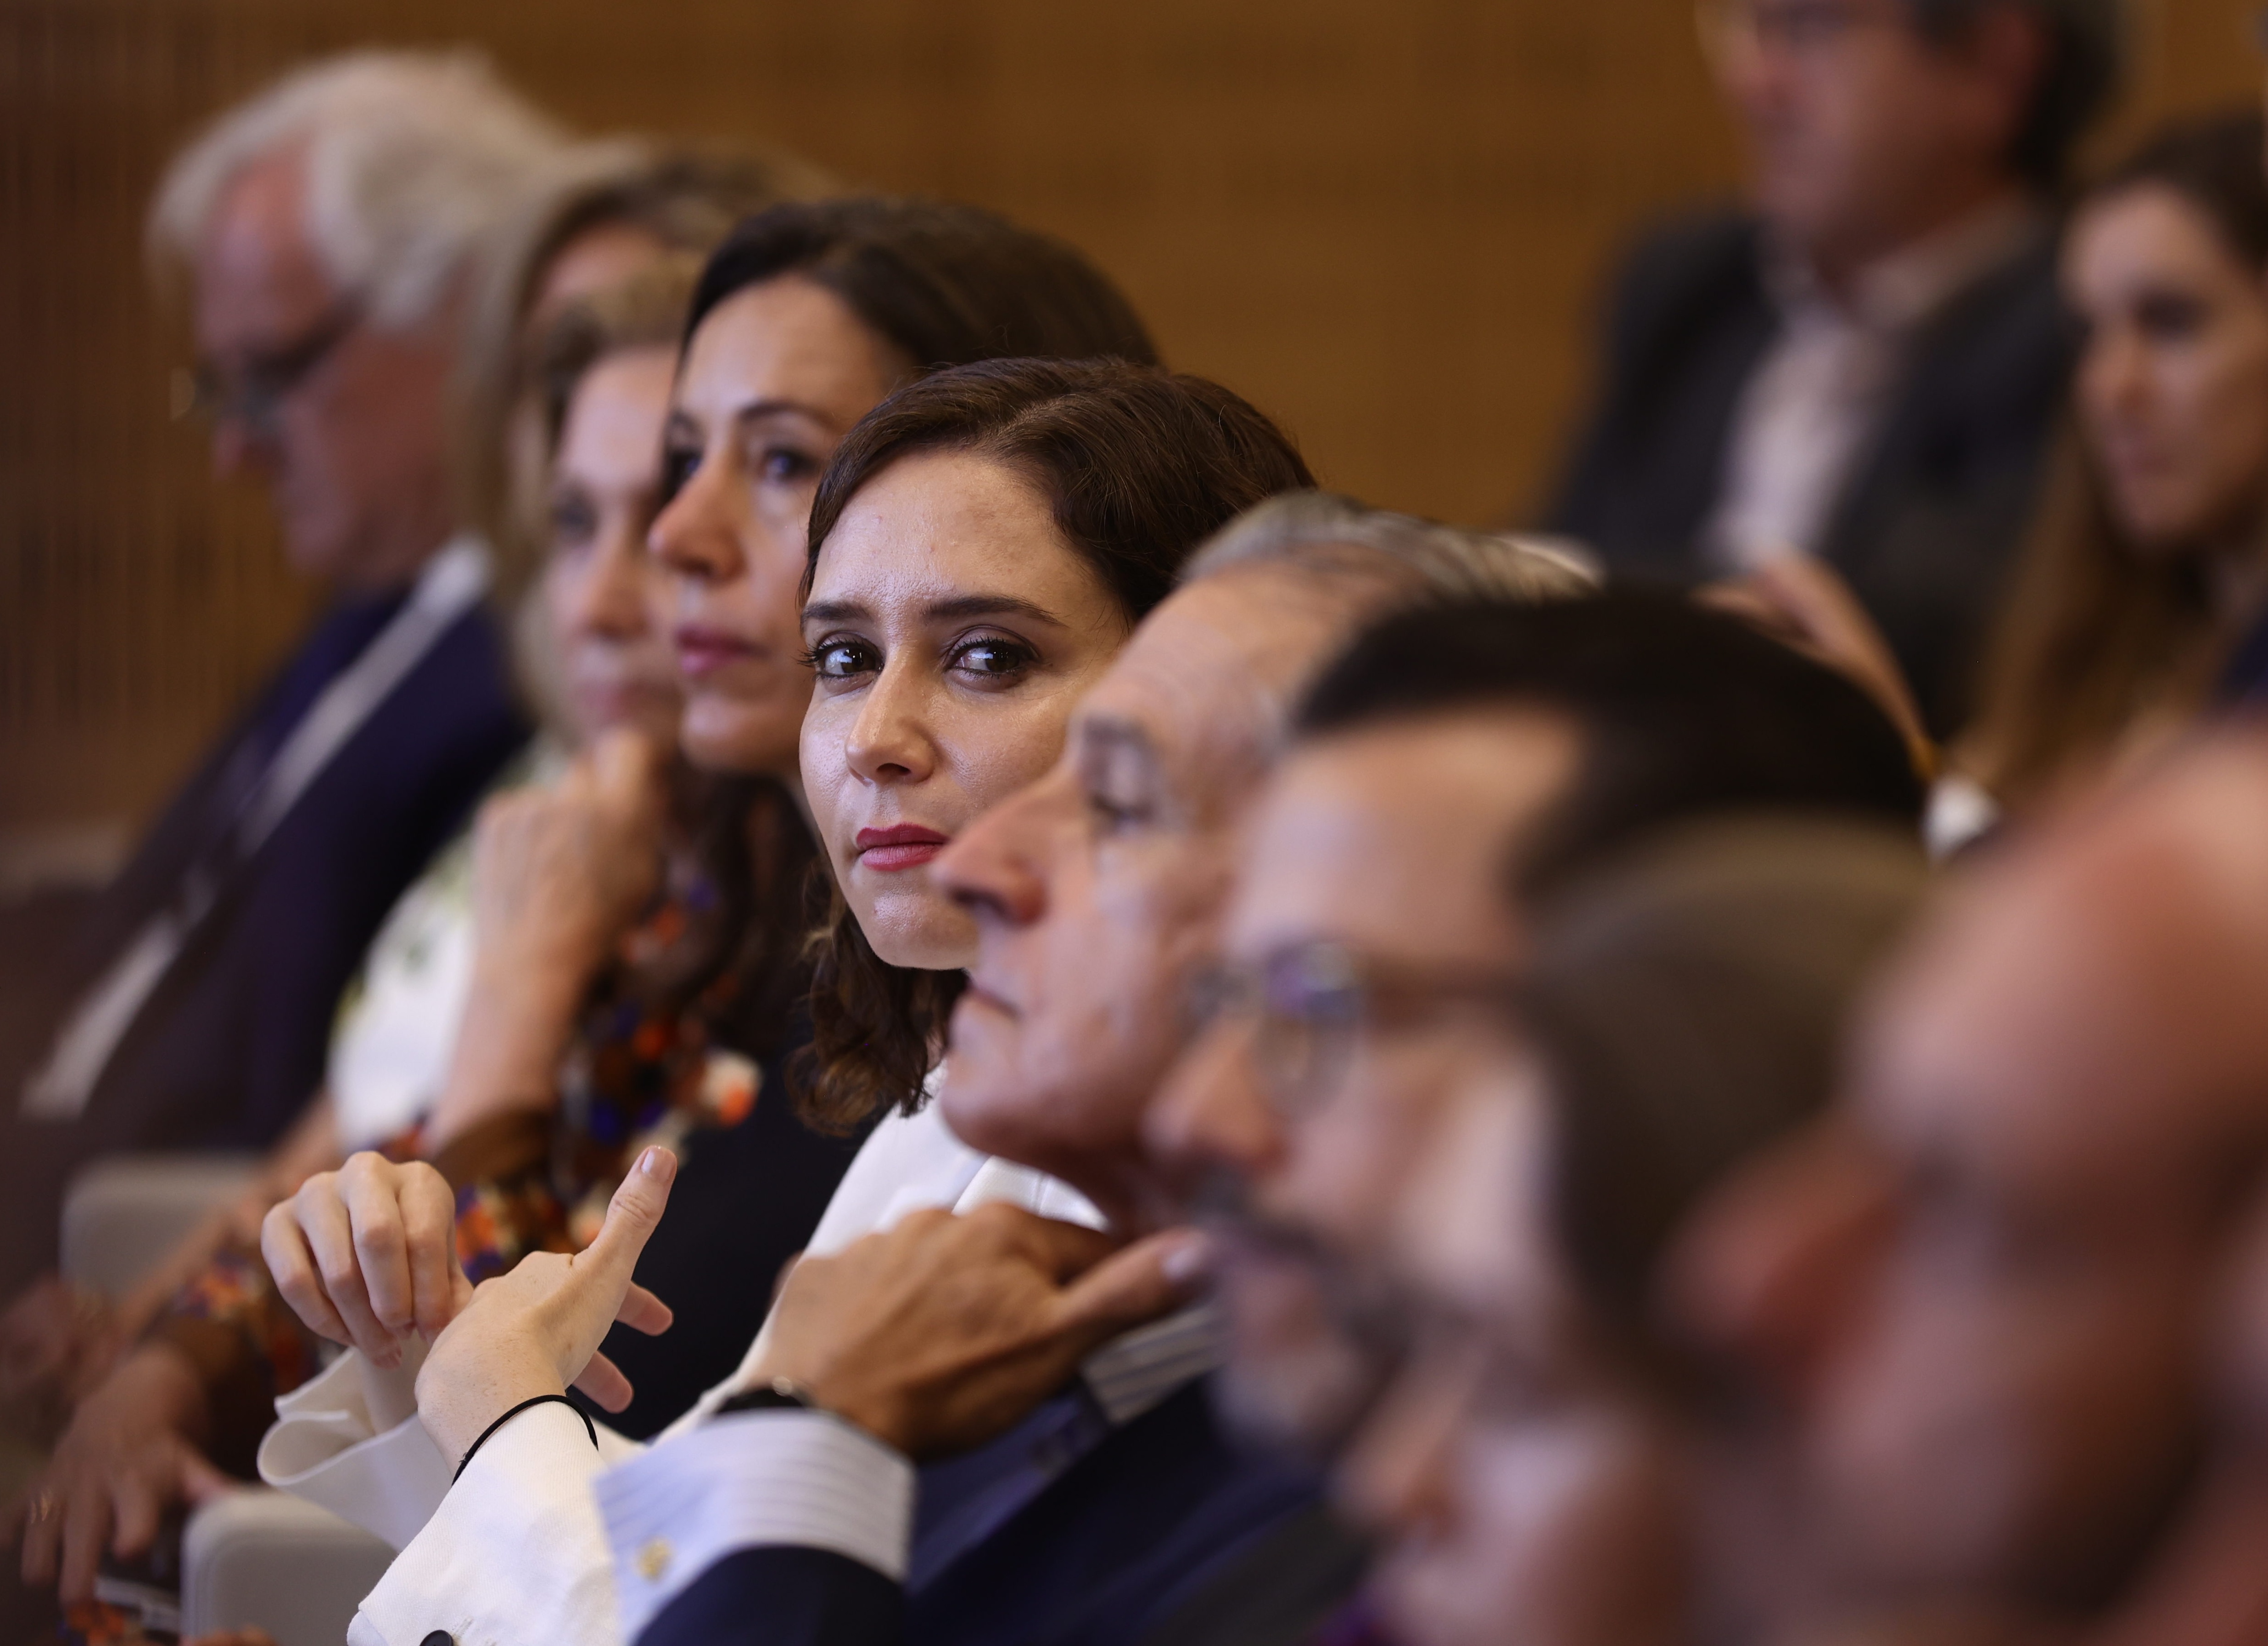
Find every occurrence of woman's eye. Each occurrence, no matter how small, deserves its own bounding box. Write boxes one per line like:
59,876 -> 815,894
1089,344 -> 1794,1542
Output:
549,494 -> 597,547
756,446 -> 819,486
658,444 -> 702,506
948,637 -> 1037,683
809,638 -> 879,680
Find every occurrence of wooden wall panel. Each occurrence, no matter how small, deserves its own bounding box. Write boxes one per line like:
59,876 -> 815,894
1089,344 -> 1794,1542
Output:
0,0 -> 2259,838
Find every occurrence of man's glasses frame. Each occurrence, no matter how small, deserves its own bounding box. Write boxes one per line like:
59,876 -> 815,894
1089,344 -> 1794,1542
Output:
180,298 -> 363,437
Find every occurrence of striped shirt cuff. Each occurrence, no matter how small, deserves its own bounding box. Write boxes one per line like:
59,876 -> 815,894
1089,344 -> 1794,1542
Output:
596,1409 -> 914,1641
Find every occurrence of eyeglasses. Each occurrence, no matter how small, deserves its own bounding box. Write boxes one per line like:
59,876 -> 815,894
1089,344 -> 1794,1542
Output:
1188,940 -> 1523,1119
179,300 -> 362,437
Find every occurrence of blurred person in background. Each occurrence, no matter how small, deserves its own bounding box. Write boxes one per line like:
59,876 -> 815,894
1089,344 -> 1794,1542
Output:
1952,113 -> 2268,833
1669,726 -> 2268,1641
1334,816 -> 1927,1646
1144,592 -> 1926,1487
3,147 -> 842,1627
0,52 -> 565,1304
1546,0 -> 2124,736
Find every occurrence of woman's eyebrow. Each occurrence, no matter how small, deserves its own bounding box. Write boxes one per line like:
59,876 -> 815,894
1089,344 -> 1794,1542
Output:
800,593 -> 1069,629
924,594 -> 1069,626
732,398 -> 836,431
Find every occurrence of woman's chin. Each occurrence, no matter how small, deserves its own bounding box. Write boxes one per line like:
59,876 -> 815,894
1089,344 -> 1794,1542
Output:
680,696 -> 799,777
854,886 -> 979,973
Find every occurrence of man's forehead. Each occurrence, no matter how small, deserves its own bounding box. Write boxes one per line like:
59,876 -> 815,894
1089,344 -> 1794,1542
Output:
1861,820 -> 2268,1194
1073,569 -> 1361,791
195,150 -> 333,333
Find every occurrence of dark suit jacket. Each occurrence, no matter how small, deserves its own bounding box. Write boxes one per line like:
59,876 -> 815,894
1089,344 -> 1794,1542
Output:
0,590 -> 525,1291
1546,208 -> 2075,735
637,1380 -> 1364,1646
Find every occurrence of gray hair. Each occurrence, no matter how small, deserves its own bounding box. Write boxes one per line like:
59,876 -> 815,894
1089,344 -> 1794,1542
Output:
1185,490 -> 1599,606
148,49 -> 568,330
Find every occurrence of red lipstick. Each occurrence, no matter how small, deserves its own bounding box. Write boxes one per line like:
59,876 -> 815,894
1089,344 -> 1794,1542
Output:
674,623 -> 758,681
856,824 -> 950,872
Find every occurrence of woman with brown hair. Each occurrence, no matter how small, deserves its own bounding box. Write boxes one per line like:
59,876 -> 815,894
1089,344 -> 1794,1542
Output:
1957,110 -> 2268,825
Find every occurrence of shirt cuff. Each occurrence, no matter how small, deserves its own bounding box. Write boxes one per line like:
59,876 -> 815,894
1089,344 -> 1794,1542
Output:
358,1399 -> 623,1646
596,1409 -> 915,1641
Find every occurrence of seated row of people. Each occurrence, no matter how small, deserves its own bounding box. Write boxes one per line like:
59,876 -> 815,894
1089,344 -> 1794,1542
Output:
11,20 -> 2268,1645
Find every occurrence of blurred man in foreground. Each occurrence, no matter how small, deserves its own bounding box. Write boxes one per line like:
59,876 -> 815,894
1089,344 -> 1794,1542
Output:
0,52 -> 562,1294
1674,728 -> 2268,1640
1547,0 -> 2123,734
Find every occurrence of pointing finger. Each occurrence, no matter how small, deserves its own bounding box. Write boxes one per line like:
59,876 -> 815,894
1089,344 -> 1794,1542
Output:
578,1148 -> 676,1300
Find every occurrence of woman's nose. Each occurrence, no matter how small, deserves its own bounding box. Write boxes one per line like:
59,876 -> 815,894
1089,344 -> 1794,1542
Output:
649,451 -> 743,586
842,663 -> 939,787
570,529 -> 655,642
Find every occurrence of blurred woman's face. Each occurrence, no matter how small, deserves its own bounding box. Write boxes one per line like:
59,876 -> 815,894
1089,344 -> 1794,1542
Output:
541,346 -> 682,749
800,449 -> 1134,971
2067,184 -> 2268,554
649,275 -> 909,775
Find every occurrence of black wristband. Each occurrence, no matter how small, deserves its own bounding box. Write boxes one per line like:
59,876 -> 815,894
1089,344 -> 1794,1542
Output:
713,1377 -> 820,1419
454,1393 -> 598,1483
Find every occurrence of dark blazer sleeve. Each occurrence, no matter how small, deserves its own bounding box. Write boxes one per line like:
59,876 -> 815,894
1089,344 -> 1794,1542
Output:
1542,209 -> 1778,578
636,1546 -> 903,1646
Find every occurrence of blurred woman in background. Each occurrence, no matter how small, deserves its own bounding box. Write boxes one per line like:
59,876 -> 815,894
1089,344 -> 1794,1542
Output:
1958,111 -> 2268,822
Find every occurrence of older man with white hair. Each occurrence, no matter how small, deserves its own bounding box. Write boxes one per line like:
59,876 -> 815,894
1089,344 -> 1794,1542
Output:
2,51 -> 563,1298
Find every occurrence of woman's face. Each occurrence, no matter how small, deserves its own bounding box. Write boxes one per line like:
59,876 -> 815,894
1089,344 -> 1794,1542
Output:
2066,184 -> 2268,554
541,346 -> 682,749
800,449 -> 1134,971
649,276 -> 909,775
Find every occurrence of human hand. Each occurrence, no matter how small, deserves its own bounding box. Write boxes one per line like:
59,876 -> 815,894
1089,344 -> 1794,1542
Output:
469,727 -> 667,990
261,1153 -> 469,1369
1701,558 -> 1933,776
415,1146 -> 677,1462
751,1204 -> 1209,1459
0,1277 -> 122,1442
430,730 -> 669,1146
2,1342 -> 231,1604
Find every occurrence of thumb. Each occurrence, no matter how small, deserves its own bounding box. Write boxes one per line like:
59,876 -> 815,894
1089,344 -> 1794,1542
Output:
1050,1228 -> 1212,1349
579,1147 -> 677,1296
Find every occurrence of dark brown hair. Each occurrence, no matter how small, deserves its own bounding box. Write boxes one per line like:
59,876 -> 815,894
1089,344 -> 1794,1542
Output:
796,358 -> 1313,1131
683,196 -> 1160,381
1963,111 -> 2268,813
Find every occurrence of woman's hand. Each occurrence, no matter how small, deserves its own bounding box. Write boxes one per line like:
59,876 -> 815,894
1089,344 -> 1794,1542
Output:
427,730 -> 669,1147
2,1342 -> 231,1604
0,1278 -> 121,1442
261,1154 -> 470,1369
415,1146 -> 677,1462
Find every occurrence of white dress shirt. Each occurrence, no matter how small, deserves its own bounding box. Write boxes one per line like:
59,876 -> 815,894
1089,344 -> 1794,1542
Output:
1706,198 -> 2043,572
261,1094 -> 1112,1646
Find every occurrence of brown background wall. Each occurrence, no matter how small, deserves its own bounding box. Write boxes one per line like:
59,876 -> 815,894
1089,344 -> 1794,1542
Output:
1,0 -> 2260,847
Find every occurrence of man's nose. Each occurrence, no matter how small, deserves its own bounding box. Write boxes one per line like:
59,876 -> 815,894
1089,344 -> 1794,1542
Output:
1146,1019 -> 1287,1194
1666,1119 -> 1895,1406
1334,1345 -> 1479,1538
935,788 -> 1050,928
210,415 -> 273,480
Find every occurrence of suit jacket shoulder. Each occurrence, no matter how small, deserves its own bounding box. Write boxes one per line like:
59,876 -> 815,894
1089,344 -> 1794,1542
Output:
635,1382 -> 1348,1646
